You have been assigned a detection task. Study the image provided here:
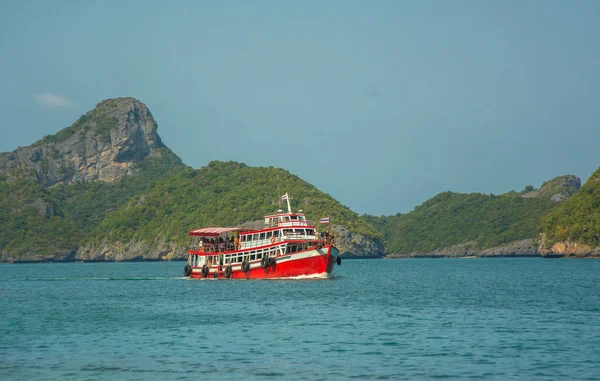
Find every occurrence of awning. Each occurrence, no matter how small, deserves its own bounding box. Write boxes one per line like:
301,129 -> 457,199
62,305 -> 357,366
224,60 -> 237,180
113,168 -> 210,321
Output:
189,227 -> 246,237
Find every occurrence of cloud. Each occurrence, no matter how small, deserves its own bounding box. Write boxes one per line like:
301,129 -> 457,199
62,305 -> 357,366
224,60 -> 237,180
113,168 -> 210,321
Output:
33,92 -> 74,108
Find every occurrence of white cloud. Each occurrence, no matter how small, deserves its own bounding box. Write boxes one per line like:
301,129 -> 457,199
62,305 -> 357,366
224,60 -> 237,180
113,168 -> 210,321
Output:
33,92 -> 74,108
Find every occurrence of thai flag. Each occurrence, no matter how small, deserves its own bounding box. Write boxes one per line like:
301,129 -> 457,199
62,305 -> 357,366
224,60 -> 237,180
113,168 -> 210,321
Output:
320,217 -> 329,224
280,194 -> 288,200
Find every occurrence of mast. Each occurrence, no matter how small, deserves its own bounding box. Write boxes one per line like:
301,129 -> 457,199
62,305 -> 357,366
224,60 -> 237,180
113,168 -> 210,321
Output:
286,193 -> 292,214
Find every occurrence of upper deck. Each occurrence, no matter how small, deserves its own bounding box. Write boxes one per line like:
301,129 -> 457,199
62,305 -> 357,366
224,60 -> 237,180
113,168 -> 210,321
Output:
264,212 -> 310,228
187,193 -> 322,253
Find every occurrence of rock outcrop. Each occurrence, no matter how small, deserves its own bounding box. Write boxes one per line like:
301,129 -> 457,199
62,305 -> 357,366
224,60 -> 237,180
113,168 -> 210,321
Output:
522,175 -> 581,202
0,97 -> 162,186
537,233 -> 600,258
76,238 -> 187,262
384,239 -> 538,258
329,225 -> 386,258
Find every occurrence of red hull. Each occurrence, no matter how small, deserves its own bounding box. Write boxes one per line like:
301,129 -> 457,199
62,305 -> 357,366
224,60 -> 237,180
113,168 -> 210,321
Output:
189,245 -> 339,279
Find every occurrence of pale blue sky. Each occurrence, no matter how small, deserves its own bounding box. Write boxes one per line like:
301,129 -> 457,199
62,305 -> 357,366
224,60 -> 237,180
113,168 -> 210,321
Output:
1,0 -> 599,215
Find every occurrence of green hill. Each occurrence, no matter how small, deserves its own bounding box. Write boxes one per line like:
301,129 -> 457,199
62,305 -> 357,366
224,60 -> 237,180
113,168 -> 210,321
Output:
364,191 -> 555,255
0,98 -> 383,262
83,161 -> 382,259
539,167 -> 600,255
364,175 -> 580,256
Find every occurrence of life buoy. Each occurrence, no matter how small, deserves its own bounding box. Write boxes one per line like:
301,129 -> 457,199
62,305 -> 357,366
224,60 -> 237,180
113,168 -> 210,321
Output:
270,236 -> 275,244
212,271 -> 218,278
268,257 -> 275,267
241,260 -> 250,273
201,265 -> 209,277
224,266 -> 232,278
261,257 -> 268,268
199,246 -> 204,253
183,264 -> 192,277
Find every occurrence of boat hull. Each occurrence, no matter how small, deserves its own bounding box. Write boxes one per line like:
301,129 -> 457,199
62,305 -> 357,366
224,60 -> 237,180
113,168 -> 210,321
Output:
189,245 -> 340,279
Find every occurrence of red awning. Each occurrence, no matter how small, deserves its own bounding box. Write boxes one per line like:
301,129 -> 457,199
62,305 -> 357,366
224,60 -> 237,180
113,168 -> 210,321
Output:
189,227 -> 246,237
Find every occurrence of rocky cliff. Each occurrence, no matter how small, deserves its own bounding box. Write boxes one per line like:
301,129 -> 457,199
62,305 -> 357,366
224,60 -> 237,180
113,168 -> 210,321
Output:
330,225 -> 386,258
385,239 -> 538,258
537,235 -> 600,258
0,97 -> 162,186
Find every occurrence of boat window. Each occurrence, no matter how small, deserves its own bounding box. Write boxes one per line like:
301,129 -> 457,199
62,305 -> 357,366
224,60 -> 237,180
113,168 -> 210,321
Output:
253,234 -> 259,241
260,233 -> 266,240
295,229 -> 304,235
250,251 -> 256,261
299,216 -> 305,221
284,229 -> 293,235
241,236 -> 246,242
266,231 -> 272,238
274,230 -> 280,237
291,216 -> 298,220
306,229 -> 314,235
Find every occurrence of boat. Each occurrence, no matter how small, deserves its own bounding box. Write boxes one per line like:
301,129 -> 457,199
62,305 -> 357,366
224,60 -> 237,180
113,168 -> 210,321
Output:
183,193 -> 341,279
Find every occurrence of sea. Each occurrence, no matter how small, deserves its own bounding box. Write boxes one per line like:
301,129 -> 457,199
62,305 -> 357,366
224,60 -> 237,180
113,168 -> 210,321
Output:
1,258 -> 599,380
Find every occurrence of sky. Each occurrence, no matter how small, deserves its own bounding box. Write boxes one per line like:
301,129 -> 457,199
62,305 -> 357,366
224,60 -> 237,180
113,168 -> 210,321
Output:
1,0 -> 599,216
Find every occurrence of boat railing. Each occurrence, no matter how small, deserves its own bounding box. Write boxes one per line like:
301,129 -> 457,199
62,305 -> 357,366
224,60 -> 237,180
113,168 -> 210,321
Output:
277,221 -> 312,227
190,242 -> 238,254
190,234 -> 326,254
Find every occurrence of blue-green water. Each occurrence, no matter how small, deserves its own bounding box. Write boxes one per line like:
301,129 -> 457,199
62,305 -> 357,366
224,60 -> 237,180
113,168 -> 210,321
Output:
1,258 -> 599,380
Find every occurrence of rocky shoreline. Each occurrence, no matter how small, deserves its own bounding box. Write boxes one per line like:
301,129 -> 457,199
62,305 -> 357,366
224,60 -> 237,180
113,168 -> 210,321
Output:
384,236 -> 600,259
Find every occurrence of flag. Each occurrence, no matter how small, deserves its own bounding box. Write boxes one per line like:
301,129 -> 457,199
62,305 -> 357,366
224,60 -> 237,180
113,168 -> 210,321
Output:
320,217 -> 329,224
280,194 -> 288,200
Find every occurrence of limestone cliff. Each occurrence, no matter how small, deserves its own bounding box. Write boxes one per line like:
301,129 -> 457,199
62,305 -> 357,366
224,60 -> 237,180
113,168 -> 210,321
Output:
0,97 -> 163,186
330,225 -> 386,258
76,238 -> 187,262
538,234 -> 600,258
385,239 -> 538,258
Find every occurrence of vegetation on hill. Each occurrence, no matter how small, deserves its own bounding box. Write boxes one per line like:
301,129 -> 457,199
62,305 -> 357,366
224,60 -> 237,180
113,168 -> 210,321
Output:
0,176 -> 79,259
0,147 -> 186,261
89,161 -> 382,248
539,167 -> 600,247
364,191 -> 557,254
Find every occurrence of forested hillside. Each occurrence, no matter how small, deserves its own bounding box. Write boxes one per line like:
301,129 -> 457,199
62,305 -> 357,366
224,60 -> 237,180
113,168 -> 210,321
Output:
80,161 -> 383,260
0,147 -> 185,261
0,98 -> 383,262
538,167 -> 600,256
364,176 -> 580,256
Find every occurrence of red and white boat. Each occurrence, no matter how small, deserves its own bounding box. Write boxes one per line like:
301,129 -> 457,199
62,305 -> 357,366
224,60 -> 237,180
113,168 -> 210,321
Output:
184,193 -> 341,279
